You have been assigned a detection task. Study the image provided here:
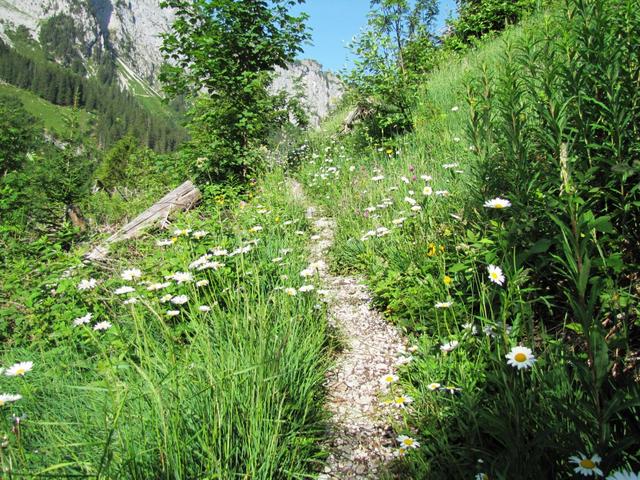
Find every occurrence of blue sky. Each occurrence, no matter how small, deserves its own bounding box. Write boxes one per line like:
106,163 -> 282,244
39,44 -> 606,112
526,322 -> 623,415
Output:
291,0 -> 458,72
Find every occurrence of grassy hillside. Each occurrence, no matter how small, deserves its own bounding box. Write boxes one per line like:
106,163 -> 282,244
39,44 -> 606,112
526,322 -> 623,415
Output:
296,1 -> 639,478
0,82 -> 92,134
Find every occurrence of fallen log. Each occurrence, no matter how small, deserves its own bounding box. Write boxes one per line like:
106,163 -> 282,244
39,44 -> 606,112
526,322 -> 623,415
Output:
85,180 -> 201,261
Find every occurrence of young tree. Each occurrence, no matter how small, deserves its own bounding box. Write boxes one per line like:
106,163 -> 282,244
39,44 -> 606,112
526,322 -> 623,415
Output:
95,135 -> 139,194
160,0 -> 309,183
346,0 -> 438,136
0,95 -> 41,175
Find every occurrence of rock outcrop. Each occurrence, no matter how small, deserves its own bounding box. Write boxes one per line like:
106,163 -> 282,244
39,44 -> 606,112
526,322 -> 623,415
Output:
272,59 -> 344,128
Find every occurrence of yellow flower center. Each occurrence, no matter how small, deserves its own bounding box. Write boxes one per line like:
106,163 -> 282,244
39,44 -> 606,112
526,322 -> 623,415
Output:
385,376 -> 393,382
490,272 -> 498,279
395,397 -> 405,404
402,439 -> 414,446
580,459 -> 596,469
15,368 -> 25,376
0,400 -> 4,406
514,353 -> 527,363
495,203 -> 505,208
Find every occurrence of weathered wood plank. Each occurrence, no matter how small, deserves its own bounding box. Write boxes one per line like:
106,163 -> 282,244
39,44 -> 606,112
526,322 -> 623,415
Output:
85,181 -> 201,261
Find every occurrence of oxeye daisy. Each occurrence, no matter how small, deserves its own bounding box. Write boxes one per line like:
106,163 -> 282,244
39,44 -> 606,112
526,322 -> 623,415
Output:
73,313 -> 93,326
487,265 -> 505,286
505,346 -> 536,370
93,321 -> 112,331
300,268 -> 315,278
198,305 -> 211,312
440,340 -> 459,353
0,394 -> 22,406
198,261 -> 224,271
166,310 -> 180,317
156,238 -> 176,246
395,447 -> 407,457
396,435 -> 420,449
299,285 -> 315,292
170,295 -> 189,305
196,279 -> 209,287
380,373 -> 399,386
78,278 -> 98,291
483,197 -> 511,209
427,382 -> 441,391
435,301 -> 453,308
192,230 -> 208,239
284,287 -> 297,296
569,453 -> 603,477
395,355 -> 413,366
392,394 -> 413,408
171,272 -> 193,283
159,294 -> 173,303
439,385 -> 462,394
121,268 -> 142,281
5,362 -> 33,377
114,286 -> 135,295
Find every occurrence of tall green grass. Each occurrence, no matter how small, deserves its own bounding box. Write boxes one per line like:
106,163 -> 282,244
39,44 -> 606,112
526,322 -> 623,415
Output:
0,169 -> 331,478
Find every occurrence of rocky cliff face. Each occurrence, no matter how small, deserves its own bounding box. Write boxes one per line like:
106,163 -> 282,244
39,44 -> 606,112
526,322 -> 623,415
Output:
271,59 -> 343,128
0,0 -> 174,85
0,0 -> 343,124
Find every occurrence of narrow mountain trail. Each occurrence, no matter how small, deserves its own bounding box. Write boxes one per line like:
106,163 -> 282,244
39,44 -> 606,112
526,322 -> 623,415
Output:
290,180 -> 409,479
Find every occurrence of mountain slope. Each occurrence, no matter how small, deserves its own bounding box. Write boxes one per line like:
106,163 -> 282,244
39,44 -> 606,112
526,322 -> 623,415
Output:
0,0 -> 343,126
0,0 -> 173,86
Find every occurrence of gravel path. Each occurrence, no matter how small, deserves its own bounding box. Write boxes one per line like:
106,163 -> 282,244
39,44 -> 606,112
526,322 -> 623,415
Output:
290,180 -> 409,479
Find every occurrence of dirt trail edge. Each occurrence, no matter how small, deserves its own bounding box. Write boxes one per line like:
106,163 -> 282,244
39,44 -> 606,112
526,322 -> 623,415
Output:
290,180 -> 409,479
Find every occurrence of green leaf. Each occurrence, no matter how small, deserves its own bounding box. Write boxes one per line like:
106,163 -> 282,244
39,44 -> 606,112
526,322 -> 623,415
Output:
448,262 -> 468,273
589,327 -> 610,390
589,215 -> 615,233
565,322 -> 583,334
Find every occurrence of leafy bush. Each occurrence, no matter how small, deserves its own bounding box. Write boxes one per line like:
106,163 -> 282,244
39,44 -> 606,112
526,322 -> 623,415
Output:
444,0 -> 541,50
